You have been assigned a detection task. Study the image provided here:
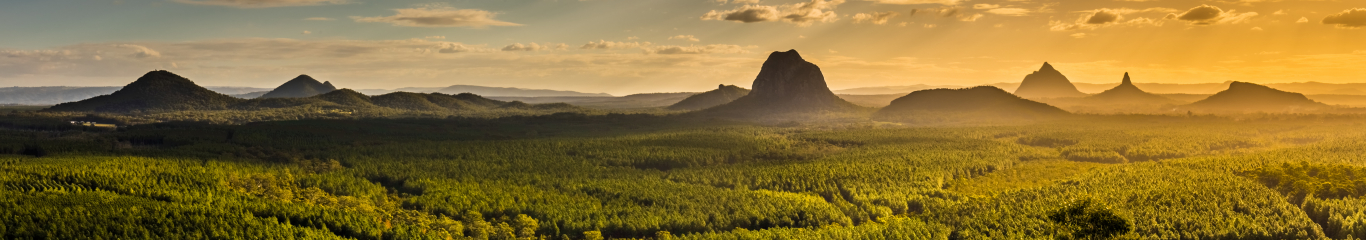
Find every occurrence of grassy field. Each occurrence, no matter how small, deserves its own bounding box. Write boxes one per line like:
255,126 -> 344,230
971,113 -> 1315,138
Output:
2,113 -> 1366,239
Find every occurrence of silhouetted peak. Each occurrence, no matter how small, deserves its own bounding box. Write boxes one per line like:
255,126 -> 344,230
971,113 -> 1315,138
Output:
1122,73 -> 1132,85
1039,62 -> 1056,72
287,75 -> 321,84
765,49 -> 804,63
1228,81 -> 1260,89
718,84 -> 725,89
323,81 -> 335,88
128,70 -> 197,88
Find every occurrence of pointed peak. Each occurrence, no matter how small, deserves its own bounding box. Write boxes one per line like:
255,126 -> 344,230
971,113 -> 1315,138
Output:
1122,72 -> 1132,85
1040,62 -> 1055,71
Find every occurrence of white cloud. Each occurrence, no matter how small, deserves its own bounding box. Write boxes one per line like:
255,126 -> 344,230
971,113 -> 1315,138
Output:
1297,17 -> 1309,23
852,11 -> 899,24
668,35 -> 701,42
353,7 -> 521,28
580,40 -> 647,50
119,44 -> 161,58
701,0 -> 845,26
173,0 -> 346,8
502,43 -> 562,51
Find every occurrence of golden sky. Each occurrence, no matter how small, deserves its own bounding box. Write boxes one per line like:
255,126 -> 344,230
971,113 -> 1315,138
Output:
1,0 -> 1363,95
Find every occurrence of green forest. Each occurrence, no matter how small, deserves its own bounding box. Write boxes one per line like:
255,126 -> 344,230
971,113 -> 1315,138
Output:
4,108 -> 1366,239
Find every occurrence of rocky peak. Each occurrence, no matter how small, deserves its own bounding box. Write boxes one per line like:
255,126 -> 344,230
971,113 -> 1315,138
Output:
703,49 -> 858,115
747,49 -> 836,101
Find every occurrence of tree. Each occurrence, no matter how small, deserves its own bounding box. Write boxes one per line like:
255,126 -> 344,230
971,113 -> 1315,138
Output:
513,214 -> 539,238
1049,199 -> 1131,240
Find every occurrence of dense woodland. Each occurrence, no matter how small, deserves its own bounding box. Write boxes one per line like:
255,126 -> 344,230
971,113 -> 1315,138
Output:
4,106 -> 1366,239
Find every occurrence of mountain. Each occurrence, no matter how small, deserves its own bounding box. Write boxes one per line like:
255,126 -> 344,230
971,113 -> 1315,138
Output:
1013,62 -> 1088,99
371,92 -> 450,111
667,85 -> 751,110
311,89 -> 377,108
259,75 -> 338,99
705,50 -> 860,115
1083,73 -> 1178,105
875,86 -> 1069,119
46,71 -> 244,113
436,85 -> 611,97
371,92 -> 519,111
1183,82 -> 1329,112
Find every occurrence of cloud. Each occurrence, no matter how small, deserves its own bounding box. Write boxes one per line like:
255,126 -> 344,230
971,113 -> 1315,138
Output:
702,5 -> 780,23
1168,5 -> 1258,25
701,0 -> 844,26
1297,17 -> 1309,23
986,8 -> 1030,16
1049,8 -> 1174,31
973,4 -> 999,9
119,44 -> 162,58
302,30 -> 312,35
852,11 -> 899,24
436,43 -> 487,53
646,44 -> 748,54
353,7 -> 521,28
304,17 -> 336,21
502,43 -> 565,51
1070,33 -> 1087,38
1085,10 -> 1122,24
863,0 -> 961,5
1322,8 -> 1366,28
715,0 -> 762,4
580,40 -> 647,50
909,7 -> 988,21
668,35 -> 701,42
173,0 -> 346,8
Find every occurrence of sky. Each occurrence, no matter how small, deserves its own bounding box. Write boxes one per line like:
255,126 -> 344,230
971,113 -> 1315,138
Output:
0,0 -> 1364,95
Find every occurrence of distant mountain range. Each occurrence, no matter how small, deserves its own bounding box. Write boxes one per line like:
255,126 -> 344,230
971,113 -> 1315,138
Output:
43,71 -> 575,114
353,85 -> 611,97
0,84 -> 610,105
0,86 -> 269,105
837,82 -> 1366,96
